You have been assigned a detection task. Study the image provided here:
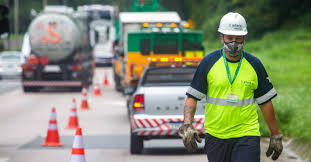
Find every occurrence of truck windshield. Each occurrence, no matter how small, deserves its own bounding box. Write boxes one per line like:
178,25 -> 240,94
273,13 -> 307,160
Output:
88,10 -> 111,20
142,67 -> 196,86
153,39 -> 178,54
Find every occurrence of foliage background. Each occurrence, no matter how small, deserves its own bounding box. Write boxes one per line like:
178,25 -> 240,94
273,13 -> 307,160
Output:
1,0 -> 311,39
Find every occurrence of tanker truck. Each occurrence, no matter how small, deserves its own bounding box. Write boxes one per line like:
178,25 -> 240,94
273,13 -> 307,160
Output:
22,6 -> 94,92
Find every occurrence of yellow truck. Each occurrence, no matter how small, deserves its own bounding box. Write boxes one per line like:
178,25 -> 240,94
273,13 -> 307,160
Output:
114,19 -> 204,93
112,1 -> 204,93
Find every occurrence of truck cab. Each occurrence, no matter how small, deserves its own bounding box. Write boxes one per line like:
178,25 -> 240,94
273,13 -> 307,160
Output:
113,11 -> 182,92
116,21 -> 204,94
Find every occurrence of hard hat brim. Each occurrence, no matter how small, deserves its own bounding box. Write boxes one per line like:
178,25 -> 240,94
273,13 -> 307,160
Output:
218,28 -> 248,36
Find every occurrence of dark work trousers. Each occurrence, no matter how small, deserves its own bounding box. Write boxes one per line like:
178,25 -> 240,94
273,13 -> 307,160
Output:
204,133 -> 260,162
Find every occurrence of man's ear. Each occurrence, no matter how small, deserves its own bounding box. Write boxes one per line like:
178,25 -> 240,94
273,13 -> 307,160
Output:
220,34 -> 224,44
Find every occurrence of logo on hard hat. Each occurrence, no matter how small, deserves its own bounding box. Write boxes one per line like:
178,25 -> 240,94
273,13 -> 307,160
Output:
229,24 -> 242,30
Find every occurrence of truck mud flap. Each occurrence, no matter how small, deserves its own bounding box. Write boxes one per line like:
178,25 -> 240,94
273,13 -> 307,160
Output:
23,81 -> 82,87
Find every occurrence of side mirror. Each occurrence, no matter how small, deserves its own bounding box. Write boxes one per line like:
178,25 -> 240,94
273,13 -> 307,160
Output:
116,46 -> 124,57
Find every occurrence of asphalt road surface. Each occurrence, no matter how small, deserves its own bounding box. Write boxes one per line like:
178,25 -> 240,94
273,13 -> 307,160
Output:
0,67 -> 306,162
0,79 -> 21,95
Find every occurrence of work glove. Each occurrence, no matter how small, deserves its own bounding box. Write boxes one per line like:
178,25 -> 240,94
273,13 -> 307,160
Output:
179,124 -> 202,152
266,134 -> 283,160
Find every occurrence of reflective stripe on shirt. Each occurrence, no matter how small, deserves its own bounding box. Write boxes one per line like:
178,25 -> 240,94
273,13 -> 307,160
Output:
255,88 -> 277,104
187,87 -> 206,100
206,96 -> 255,106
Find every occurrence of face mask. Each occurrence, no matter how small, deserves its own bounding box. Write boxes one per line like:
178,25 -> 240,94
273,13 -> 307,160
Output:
223,41 -> 244,57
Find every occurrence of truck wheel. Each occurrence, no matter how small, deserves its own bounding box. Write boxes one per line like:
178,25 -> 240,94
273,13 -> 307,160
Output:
23,86 -> 41,93
114,73 -> 123,92
87,78 -> 93,87
130,132 -> 143,154
70,86 -> 82,92
23,86 -> 31,92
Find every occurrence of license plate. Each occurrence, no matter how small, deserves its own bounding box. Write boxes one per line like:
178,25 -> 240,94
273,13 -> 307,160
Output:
44,65 -> 61,72
25,71 -> 33,78
168,122 -> 183,129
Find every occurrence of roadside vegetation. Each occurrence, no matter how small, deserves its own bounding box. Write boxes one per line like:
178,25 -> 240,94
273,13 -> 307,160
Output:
203,25 -> 311,146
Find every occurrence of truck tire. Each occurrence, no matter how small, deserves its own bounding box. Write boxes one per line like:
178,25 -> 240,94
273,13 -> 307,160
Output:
114,73 -> 123,92
87,77 -> 93,87
23,86 -> 41,93
130,132 -> 143,154
70,86 -> 82,92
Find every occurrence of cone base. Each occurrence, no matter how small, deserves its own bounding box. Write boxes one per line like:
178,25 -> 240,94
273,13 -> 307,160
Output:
70,155 -> 86,162
80,107 -> 90,110
66,125 -> 79,129
80,101 -> 89,110
93,91 -> 101,96
42,142 -> 63,147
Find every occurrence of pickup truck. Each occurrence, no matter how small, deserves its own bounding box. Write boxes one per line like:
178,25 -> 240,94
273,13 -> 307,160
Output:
128,63 -> 206,154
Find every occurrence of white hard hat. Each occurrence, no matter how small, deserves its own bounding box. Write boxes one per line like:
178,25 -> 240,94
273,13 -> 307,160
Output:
218,12 -> 248,35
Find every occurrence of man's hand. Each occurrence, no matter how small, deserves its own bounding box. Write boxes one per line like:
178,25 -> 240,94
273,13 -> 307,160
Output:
266,134 -> 283,160
179,124 -> 202,152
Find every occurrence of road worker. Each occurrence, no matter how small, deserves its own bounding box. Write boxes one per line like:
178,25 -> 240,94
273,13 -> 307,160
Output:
179,12 -> 283,162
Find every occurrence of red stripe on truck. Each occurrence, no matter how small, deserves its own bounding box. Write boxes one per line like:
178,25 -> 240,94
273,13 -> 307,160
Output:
23,81 -> 82,86
144,119 -> 153,128
137,119 -> 146,128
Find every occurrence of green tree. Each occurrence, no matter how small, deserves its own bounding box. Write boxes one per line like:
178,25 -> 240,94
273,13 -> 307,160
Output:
185,0 -> 311,40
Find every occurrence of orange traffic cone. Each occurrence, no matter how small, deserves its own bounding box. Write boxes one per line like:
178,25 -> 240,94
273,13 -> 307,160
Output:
103,72 -> 109,86
42,107 -> 63,147
80,87 -> 90,110
93,82 -> 101,96
66,98 -> 79,129
69,127 -> 86,162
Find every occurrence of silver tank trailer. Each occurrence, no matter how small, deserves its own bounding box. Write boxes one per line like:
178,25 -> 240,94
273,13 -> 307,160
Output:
28,9 -> 86,62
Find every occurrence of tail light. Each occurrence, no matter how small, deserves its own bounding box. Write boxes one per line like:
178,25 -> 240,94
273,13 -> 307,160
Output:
22,64 -> 33,70
133,94 -> 144,111
28,55 -> 39,65
70,65 -> 83,71
39,56 -> 49,66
